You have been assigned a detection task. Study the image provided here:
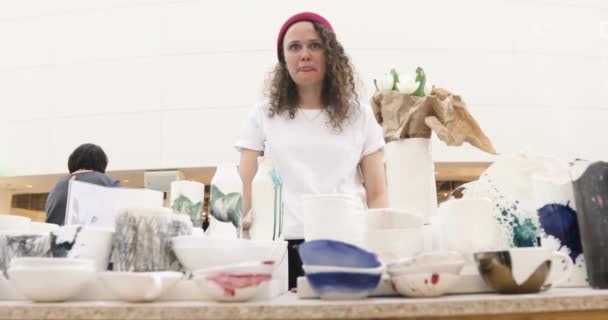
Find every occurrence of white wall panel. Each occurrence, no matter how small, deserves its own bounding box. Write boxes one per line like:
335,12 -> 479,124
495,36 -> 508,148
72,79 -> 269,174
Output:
0,0 -> 605,176
49,112 -> 163,173
160,106 -> 247,168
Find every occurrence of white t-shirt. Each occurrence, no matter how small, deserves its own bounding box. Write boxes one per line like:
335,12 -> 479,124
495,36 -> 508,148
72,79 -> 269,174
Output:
235,101 -> 385,239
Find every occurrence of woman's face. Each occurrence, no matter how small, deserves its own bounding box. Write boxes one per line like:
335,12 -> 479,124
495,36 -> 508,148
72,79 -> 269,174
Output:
282,21 -> 326,89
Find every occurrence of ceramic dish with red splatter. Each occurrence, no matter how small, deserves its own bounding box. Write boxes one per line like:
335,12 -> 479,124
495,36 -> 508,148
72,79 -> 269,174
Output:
193,260 -> 275,302
391,272 -> 459,298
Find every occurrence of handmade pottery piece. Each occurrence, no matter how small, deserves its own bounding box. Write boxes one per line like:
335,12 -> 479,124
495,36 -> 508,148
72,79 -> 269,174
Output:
0,232 -> 50,277
0,215 -> 30,231
207,164 -> 243,239
8,264 -> 95,302
533,173 -> 587,287
170,181 -> 205,228
468,154 -> 569,248
250,157 -> 284,241
10,257 -> 95,269
474,247 -> 573,294
29,222 -> 59,233
571,161 -> 608,289
387,251 -> 465,276
301,195 -> 366,247
173,237 -> 286,271
298,240 -> 381,269
391,272 -> 459,298
50,225 -> 114,271
439,199 -> 506,258
99,271 -> 183,302
366,208 -> 424,262
305,270 -> 382,300
112,207 -> 192,272
193,261 -> 274,302
385,138 -> 437,224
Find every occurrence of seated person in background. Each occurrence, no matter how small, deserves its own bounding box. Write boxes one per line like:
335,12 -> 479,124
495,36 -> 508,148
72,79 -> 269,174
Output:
45,143 -> 121,225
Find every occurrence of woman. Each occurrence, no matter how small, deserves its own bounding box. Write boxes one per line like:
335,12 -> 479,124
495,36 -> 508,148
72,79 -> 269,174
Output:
235,12 -> 388,289
46,143 -> 121,225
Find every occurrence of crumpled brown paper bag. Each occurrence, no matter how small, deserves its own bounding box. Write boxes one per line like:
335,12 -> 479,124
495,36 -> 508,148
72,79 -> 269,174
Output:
371,87 -> 496,154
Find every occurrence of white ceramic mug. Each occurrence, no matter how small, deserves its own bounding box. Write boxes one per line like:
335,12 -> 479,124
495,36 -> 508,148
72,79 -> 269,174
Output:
439,199 -> 506,258
302,194 -> 366,248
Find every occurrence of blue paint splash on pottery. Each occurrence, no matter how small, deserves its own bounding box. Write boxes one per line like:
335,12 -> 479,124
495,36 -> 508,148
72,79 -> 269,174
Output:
538,202 -> 582,261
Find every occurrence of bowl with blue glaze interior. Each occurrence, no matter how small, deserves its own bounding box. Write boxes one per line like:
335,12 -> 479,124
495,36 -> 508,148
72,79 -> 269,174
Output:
305,270 -> 382,300
298,240 -> 381,268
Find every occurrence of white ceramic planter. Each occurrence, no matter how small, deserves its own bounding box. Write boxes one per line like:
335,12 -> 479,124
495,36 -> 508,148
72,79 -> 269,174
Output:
384,138 -> 437,223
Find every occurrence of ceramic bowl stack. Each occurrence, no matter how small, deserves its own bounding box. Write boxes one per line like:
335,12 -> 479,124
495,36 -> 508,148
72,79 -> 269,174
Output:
193,261 -> 275,302
365,208 -> 424,263
99,271 -> 183,302
299,239 -> 383,300
387,251 -> 464,297
7,257 -> 96,302
172,236 -> 284,271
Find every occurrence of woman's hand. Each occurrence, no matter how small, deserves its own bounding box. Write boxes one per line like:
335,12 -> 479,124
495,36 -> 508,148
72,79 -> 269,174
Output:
239,148 -> 263,224
361,149 -> 389,208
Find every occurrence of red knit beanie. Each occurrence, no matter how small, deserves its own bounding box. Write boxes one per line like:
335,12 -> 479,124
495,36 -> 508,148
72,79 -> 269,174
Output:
276,12 -> 334,62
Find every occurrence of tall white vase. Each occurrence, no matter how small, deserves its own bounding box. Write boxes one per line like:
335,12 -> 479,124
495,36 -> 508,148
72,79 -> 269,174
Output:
207,164 -> 243,239
170,181 -> 205,228
385,138 -> 438,223
250,157 -> 284,241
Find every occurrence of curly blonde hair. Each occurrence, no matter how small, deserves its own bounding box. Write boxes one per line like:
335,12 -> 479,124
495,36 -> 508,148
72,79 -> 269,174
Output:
267,22 -> 359,131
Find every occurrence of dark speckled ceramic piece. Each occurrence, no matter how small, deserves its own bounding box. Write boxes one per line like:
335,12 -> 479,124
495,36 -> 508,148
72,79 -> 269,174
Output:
572,161 -> 608,289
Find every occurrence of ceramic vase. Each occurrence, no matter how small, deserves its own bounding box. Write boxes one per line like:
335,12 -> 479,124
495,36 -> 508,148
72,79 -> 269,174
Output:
111,207 -> 192,272
385,138 -> 437,223
571,161 -> 608,289
170,181 -> 205,228
207,164 -> 243,239
250,157 -> 284,241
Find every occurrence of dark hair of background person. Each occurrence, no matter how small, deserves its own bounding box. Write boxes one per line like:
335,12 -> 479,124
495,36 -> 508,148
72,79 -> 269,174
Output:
67,143 -> 109,174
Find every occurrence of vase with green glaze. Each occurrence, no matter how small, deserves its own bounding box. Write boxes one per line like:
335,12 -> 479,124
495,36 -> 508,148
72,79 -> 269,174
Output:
250,157 -> 284,241
170,180 -> 205,228
207,164 -> 243,239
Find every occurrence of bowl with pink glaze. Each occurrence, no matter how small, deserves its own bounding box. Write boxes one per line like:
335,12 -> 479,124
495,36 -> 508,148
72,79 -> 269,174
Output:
193,261 -> 274,302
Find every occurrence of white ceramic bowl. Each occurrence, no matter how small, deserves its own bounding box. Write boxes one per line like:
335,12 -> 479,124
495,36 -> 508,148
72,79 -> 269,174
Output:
391,272 -> 460,297
171,235 -> 208,248
29,222 -> 59,233
387,251 -> 465,276
193,261 -> 274,302
10,257 -> 95,269
302,264 -> 385,275
301,194 -> 366,247
0,215 -> 31,231
99,271 -> 183,302
51,226 -> 114,271
365,228 -> 424,263
366,208 -> 423,229
174,239 -> 285,271
8,266 -> 95,302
